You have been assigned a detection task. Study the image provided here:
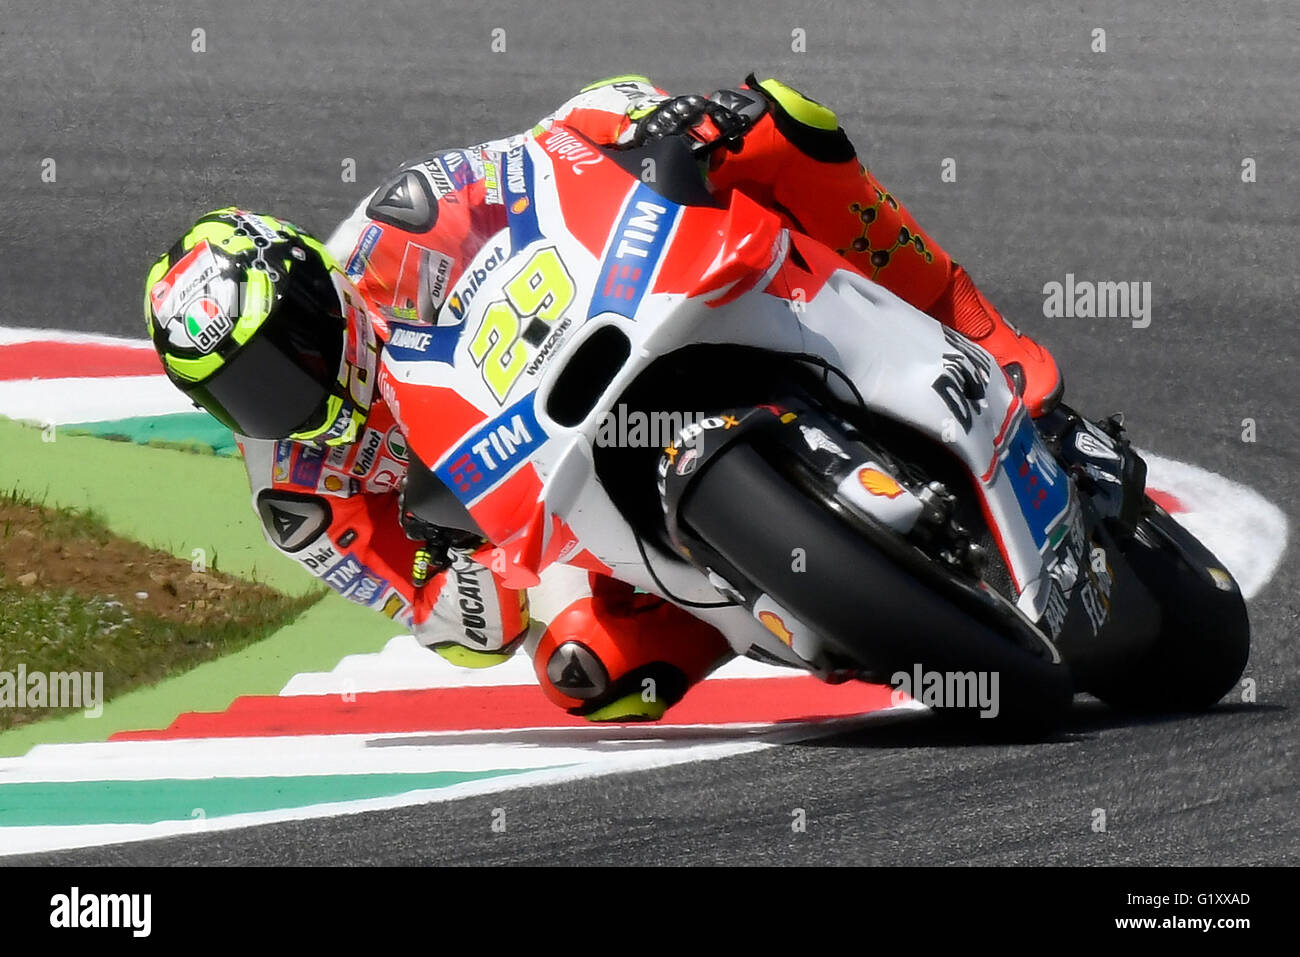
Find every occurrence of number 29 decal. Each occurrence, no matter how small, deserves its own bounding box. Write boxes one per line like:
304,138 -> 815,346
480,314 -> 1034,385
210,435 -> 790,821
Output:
468,246 -> 575,404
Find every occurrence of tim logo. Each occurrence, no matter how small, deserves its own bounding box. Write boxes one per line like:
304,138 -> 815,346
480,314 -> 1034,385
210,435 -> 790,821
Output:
1002,418 -> 1070,548
588,183 -> 679,319
604,263 -> 643,302
445,454 -> 484,493
931,327 -> 993,433
435,396 -> 547,503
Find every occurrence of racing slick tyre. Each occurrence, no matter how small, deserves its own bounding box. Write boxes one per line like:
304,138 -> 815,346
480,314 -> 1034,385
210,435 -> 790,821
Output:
1085,500 -> 1250,713
678,441 -> 1074,734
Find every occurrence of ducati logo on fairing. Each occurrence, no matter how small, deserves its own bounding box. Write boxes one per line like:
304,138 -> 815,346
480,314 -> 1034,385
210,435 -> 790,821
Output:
931,327 -> 993,433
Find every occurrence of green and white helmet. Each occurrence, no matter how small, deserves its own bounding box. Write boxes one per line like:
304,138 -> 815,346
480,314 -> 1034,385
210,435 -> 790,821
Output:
144,208 -> 372,445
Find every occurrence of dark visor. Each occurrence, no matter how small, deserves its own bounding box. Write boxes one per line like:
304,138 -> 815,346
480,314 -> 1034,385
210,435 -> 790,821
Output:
186,271 -> 346,440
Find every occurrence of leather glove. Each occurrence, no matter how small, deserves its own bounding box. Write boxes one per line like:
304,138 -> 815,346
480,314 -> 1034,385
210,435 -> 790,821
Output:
632,89 -> 765,156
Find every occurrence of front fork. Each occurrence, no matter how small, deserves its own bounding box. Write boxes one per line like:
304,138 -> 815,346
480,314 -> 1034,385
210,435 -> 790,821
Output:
655,398 -> 1007,676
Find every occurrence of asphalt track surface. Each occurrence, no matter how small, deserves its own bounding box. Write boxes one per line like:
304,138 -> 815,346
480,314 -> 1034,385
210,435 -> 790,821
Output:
3,0 -> 1297,864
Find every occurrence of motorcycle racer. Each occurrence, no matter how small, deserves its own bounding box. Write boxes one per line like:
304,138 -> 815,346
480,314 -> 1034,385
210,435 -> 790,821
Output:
144,74 -> 1062,722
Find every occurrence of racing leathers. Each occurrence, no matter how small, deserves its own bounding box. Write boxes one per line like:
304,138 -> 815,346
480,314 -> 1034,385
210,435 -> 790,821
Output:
239,74 -> 1062,721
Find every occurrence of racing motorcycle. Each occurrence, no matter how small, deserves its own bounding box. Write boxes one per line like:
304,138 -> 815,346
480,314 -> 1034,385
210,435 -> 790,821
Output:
385,122 -> 1250,730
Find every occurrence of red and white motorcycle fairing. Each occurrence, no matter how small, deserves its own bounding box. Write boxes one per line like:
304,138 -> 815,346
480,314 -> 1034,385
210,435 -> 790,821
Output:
380,124 -> 1073,678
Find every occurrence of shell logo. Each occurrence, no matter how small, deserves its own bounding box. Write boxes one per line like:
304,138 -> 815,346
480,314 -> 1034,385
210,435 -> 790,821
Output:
858,467 -> 904,499
757,609 -> 794,646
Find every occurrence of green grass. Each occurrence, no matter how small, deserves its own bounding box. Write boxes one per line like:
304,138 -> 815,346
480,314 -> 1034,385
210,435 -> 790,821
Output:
0,584 -> 319,731
0,488 -> 323,731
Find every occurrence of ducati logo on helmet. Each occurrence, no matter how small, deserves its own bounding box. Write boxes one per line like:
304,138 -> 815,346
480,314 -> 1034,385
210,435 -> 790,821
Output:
149,240 -> 241,355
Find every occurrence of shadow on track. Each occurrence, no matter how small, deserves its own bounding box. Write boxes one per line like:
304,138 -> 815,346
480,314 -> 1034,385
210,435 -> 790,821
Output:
791,699 -> 1283,749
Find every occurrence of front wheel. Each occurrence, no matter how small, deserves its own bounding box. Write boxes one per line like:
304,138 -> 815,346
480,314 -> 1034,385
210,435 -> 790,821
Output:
678,441 -> 1074,733
1085,501 -> 1250,712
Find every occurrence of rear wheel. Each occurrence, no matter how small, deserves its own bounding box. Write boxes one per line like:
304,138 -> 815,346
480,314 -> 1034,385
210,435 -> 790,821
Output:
679,441 -> 1073,733
1086,501 -> 1250,712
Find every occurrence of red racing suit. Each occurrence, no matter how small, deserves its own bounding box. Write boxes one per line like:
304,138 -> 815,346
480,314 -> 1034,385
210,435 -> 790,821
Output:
239,75 -> 1060,719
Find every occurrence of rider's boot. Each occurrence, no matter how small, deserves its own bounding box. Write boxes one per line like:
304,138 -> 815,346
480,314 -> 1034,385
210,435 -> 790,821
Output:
706,75 -> 1063,416
530,575 -> 734,721
926,264 -> 1064,417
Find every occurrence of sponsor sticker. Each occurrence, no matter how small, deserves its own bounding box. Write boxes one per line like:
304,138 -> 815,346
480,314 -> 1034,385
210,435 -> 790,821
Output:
392,242 -> 454,323
383,320 -> 462,365
441,150 -> 484,189
435,394 -> 546,502
290,444 -> 326,487
295,538 -> 340,577
540,128 -> 602,176
388,327 -> 433,351
385,425 -> 409,461
380,589 -> 410,622
351,426 -> 385,476
857,467 -> 905,498
1075,429 -> 1120,461
273,441 -> 293,483
587,182 -> 679,319
482,157 -> 503,205
423,159 -> 455,197
446,245 -> 508,322
800,425 -> 851,459
1001,418 -> 1071,549
504,146 -> 541,248
931,327 -> 993,434
345,223 -> 383,280
757,609 -> 795,646
150,240 -> 239,354
347,571 -> 390,607
365,455 -> 404,493
321,555 -> 364,592
318,470 -> 358,496
522,316 -> 573,377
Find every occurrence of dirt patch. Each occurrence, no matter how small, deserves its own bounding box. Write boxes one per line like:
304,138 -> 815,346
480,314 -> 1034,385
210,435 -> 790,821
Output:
0,495 -> 322,731
0,500 -> 254,625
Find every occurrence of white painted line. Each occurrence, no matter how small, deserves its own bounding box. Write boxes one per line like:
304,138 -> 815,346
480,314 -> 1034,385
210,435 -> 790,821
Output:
1143,451 -> 1289,600
279,634 -> 809,696
0,327 -> 157,348
0,707 -> 923,857
0,375 -> 195,425
0,734 -> 706,784
0,740 -> 767,857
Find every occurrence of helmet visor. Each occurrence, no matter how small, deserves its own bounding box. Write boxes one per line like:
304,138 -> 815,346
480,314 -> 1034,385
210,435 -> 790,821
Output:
186,273 -> 346,440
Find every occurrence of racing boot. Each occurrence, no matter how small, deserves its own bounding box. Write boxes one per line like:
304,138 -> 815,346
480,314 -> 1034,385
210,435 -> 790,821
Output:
531,575 -> 734,721
704,74 -> 1063,416
926,264 -> 1064,417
